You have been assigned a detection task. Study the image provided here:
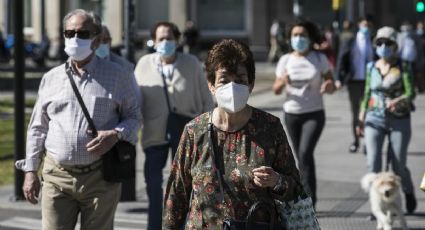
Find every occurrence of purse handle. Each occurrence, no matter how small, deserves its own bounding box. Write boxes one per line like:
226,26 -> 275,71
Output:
246,201 -> 277,230
65,62 -> 98,137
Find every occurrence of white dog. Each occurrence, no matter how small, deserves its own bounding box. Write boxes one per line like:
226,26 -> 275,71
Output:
361,172 -> 409,230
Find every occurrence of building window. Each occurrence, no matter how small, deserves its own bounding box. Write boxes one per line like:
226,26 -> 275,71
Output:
136,0 -> 169,30
80,0 -> 97,12
196,0 -> 245,31
24,0 -> 32,27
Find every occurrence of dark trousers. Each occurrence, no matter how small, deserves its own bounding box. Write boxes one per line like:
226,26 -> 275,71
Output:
347,80 -> 365,144
144,142 -> 178,230
284,110 -> 325,205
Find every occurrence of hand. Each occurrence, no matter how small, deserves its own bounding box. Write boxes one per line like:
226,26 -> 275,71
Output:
334,80 -> 342,90
386,98 -> 400,112
23,172 -> 40,204
86,130 -> 119,155
356,120 -> 364,137
252,166 -> 280,188
320,79 -> 335,94
272,74 -> 290,95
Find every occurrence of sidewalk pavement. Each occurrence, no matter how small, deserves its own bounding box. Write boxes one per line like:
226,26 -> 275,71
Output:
0,62 -> 424,229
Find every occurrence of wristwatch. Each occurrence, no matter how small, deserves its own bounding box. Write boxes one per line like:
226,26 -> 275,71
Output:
115,130 -> 123,140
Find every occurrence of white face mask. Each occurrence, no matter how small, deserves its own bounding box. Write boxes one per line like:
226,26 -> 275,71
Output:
215,82 -> 250,113
64,37 -> 93,61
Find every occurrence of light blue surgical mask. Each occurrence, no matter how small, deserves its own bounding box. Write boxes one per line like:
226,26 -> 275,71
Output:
95,43 -> 110,59
291,36 -> 310,53
376,45 -> 394,59
359,26 -> 369,35
156,40 -> 176,58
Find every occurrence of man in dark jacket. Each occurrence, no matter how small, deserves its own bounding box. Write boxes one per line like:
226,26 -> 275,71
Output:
335,17 -> 374,153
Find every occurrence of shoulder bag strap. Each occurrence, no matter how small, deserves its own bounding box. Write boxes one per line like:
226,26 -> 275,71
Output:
65,62 -> 98,137
208,111 -> 225,203
160,66 -> 173,112
208,111 -> 242,204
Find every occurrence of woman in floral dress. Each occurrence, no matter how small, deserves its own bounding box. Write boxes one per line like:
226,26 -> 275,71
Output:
162,39 -> 304,229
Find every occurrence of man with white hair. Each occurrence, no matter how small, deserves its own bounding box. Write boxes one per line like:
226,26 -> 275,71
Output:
15,9 -> 141,229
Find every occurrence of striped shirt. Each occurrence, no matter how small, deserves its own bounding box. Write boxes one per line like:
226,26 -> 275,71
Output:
17,56 -> 141,172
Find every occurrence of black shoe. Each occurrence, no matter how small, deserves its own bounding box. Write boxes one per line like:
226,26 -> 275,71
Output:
405,192 -> 417,214
349,142 -> 359,153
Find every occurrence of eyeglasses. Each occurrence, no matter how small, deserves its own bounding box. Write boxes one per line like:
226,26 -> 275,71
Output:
63,30 -> 94,39
376,40 -> 394,47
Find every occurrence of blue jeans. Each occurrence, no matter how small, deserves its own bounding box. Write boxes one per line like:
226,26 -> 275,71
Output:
144,144 -> 173,230
364,113 -> 414,193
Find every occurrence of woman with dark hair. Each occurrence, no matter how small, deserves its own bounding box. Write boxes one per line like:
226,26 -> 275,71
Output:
162,39 -> 304,229
273,20 -> 335,206
357,26 -> 417,214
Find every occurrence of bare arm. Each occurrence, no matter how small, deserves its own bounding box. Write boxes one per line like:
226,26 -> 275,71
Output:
320,71 -> 336,94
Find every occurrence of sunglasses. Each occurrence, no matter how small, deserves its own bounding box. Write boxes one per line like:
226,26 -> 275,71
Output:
376,40 -> 394,47
63,30 -> 94,39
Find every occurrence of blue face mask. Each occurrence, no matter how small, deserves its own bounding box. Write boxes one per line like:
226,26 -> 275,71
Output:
156,40 -> 176,58
359,26 -> 369,35
95,43 -> 110,59
291,36 -> 310,53
376,45 -> 394,59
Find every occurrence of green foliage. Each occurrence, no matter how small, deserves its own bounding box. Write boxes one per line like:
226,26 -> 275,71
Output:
0,98 -> 33,185
0,159 -> 14,186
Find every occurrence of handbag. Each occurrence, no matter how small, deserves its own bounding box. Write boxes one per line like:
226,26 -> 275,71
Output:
207,112 -> 282,230
388,98 -> 414,118
275,193 -> 320,230
65,63 -> 136,182
160,70 -> 193,147
222,201 -> 278,230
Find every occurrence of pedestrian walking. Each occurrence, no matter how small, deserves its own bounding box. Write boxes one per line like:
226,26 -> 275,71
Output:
15,9 -> 141,229
335,17 -> 374,153
338,20 -> 355,53
95,23 -> 135,74
398,21 -> 425,93
356,26 -> 417,214
163,39 -> 305,229
268,19 -> 287,63
134,21 -> 214,230
182,20 -> 199,56
272,20 -> 335,207
319,25 -> 337,69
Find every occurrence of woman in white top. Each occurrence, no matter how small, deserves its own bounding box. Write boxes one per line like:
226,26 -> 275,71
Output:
272,20 -> 335,206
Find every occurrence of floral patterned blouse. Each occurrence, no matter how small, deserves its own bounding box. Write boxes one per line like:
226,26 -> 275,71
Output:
162,107 -> 303,229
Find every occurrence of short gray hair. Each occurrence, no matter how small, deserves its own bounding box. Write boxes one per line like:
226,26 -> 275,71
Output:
62,9 -> 102,35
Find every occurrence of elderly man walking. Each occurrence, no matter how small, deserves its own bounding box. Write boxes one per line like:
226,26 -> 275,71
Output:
134,21 -> 214,230
15,9 -> 141,230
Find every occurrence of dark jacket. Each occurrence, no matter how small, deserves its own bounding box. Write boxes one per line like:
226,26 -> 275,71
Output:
334,36 -> 375,84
